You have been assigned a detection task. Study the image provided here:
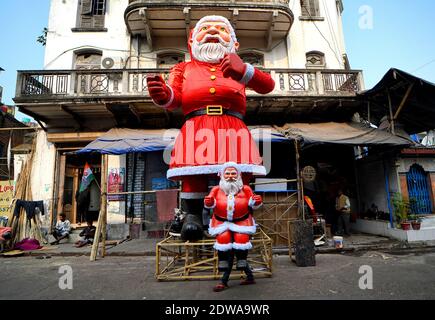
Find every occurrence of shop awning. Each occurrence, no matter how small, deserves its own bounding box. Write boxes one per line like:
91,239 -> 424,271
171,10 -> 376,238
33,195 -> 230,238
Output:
278,122 -> 413,147
76,128 -> 179,155
359,68 -> 435,134
76,126 -> 287,155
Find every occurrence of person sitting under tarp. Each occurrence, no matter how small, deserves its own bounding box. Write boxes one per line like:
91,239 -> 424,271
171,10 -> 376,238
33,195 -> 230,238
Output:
74,220 -> 96,248
50,213 -> 71,245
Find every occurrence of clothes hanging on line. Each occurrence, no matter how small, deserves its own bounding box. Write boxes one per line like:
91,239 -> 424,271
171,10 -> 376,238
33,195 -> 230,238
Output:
13,200 -> 45,220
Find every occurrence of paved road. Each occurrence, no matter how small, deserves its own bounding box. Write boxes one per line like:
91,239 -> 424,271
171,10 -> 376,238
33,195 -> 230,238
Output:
1,250 -> 435,300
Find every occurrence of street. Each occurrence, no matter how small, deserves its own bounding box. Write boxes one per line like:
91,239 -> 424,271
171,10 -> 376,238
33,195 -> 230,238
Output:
1,250 -> 435,300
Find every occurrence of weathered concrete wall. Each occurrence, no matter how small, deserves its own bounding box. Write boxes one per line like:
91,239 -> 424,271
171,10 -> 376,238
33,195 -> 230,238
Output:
356,157 -> 399,214
30,131 -> 56,228
288,0 -> 347,69
397,158 -> 435,173
45,0 -> 130,69
45,0 -> 347,71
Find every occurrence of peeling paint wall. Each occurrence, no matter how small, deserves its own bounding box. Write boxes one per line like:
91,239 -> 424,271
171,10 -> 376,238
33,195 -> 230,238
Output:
30,131 -> 56,228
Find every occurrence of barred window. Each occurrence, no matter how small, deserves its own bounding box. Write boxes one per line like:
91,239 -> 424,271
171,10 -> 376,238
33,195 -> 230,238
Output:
300,0 -> 321,17
157,53 -> 185,68
239,52 -> 264,67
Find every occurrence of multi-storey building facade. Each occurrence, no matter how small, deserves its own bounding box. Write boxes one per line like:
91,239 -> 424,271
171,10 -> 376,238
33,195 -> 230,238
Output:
13,0 -> 365,233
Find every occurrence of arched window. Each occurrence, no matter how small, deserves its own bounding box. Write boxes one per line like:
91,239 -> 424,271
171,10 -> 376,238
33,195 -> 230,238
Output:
74,50 -> 102,69
306,51 -> 325,68
157,52 -> 185,69
239,52 -> 264,67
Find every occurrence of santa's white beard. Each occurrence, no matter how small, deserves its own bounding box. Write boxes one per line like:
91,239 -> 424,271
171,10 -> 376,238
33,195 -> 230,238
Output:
219,177 -> 243,196
191,37 -> 235,63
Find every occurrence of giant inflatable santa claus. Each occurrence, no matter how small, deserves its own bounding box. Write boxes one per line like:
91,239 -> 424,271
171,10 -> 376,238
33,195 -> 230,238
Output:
147,15 -> 275,241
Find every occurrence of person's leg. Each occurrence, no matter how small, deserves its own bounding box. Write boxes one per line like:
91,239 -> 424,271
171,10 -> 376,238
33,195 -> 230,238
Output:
233,233 -> 252,270
214,251 -> 234,292
57,233 -> 69,243
215,231 -> 233,271
50,231 -> 60,245
240,262 -> 255,285
343,214 -> 351,236
336,214 -> 344,236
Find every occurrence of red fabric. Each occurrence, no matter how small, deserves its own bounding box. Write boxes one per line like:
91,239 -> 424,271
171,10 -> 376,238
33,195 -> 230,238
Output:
170,116 -> 262,170
181,176 -> 208,193
14,238 -> 42,251
216,230 -> 232,245
156,190 -> 179,223
0,227 -> 12,241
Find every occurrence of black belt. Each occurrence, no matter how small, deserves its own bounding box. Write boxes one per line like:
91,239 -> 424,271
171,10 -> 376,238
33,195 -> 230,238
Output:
214,213 -> 251,223
185,106 -> 244,121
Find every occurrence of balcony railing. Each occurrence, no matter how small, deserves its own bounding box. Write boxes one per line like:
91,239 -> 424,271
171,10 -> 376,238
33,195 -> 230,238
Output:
15,68 -> 363,101
128,0 -> 290,5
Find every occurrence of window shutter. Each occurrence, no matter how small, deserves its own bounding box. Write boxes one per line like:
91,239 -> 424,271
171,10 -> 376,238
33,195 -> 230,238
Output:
310,0 -> 320,16
80,0 -> 92,16
301,0 -> 320,17
300,0 -> 310,16
93,15 -> 105,28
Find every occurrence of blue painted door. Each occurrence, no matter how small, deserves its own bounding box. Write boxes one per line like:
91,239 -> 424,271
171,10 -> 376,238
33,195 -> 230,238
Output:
407,165 -> 433,214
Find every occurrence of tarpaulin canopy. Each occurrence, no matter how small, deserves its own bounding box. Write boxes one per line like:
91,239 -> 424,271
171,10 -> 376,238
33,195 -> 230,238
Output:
359,68 -> 435,134
278,122 -> 413,147
76,126 -> 288,155
76,128 -> 179,155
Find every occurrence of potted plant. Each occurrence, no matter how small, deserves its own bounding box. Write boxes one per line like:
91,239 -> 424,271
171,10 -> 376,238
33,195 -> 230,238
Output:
392,193 -> 411,230
409,214 -> 422,230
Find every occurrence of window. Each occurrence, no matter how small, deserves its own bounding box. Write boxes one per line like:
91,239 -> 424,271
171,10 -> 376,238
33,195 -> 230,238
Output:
77,0 -> 107,29
300,0 -> 322,18
239,52 -> 264,67
75,51 -> 102,69
157,53 -> 185,69
306,51 -> 325,68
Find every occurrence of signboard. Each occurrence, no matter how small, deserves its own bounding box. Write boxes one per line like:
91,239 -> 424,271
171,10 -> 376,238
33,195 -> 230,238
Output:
0,181 -> 15,217
108,168 -> 125,201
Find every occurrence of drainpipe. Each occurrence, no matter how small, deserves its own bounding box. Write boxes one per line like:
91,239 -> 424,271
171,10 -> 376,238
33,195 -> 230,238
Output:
383,159 -> 394,228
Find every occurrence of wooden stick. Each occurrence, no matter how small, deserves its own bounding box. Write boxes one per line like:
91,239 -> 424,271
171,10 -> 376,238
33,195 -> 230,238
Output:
101,154 -> 108,258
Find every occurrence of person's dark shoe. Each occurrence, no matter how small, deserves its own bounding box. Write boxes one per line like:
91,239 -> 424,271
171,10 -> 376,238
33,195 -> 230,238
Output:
236,259 -> 248,271
50,241 -> 59,246
213,283 -> 228,292
240,279 -> 256,286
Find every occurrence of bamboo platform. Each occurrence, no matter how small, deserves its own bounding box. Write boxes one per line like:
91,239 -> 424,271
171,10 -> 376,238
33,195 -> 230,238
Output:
155,228 -> 273,281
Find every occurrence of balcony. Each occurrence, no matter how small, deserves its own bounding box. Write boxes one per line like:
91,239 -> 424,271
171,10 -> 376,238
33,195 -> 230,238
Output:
14,68 -> 364,130
125,0 -> 294,51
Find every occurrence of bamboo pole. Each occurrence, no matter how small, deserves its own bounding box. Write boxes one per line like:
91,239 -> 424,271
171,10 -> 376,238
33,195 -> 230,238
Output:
90,155 -> 108,261
101,154 -> 108,258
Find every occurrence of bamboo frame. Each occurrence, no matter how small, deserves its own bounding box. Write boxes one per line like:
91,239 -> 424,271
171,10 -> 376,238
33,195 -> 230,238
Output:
90,154 -> 108,261
155,228 -> 273,281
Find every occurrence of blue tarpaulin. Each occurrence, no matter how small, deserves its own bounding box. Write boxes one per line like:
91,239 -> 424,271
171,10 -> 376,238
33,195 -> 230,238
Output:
76,128 -> 179,155
76,126 -> 288,155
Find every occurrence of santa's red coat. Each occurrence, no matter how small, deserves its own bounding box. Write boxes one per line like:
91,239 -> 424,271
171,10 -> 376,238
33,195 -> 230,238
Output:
162,60 -> 275,180
207,185 -> 261,235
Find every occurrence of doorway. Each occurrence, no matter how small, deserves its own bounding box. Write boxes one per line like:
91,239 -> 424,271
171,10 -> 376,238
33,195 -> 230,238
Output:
57,152 -> 102,225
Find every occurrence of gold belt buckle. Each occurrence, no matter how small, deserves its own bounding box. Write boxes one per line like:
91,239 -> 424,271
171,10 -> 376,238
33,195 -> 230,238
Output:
206,105 -> 223,116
